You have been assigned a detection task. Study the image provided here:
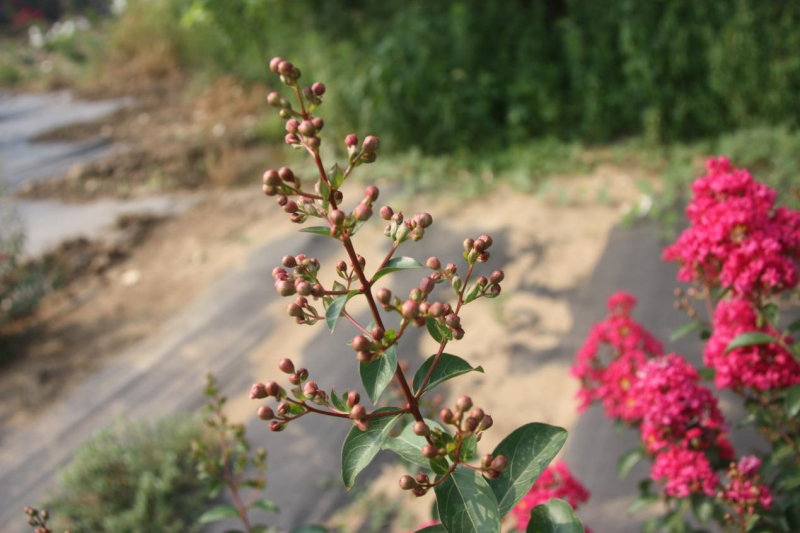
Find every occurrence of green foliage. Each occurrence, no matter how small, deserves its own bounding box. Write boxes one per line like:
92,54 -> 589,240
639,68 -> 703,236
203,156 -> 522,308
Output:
435,466 -> 501,533
46,416 -> 210,533
148,0 -> 800,154
359,344 -> 397,404
526,499 -> 585,533
341,407 -> 404,489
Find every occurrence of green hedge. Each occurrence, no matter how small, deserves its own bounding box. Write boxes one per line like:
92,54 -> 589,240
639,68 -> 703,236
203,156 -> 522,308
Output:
178,0 -> 800,153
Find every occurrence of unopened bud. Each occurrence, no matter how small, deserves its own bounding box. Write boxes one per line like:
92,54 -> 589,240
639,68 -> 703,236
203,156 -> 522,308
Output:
263,169 -> 281,187
372,326 -> 385,341
479,234 -> 493,248
491,455 -> 508,472
427,257 -> 441,270
258,405 -> 274,420
352,335 -> 371,352
377,288 -> 392,305
269,420 -> 286,432
278,60 -> 295,76
353,204 -> 372,222
303,381 -> 319,397
380,206 -> 394,220
422,444 -> 438,459
453,327 -> 465,340
250,383 -> 268,399
357,351 -> 372,362
269,57 -> 284,73
465,417 -> 478,432
282,255 -> 297,268
463,238 -> 475,252
470,408 -> 485,422
351,404 -> 366,420
478,252 -> 490,262
413,421 -> 431,436
345,133 -> 358,147
456,395 -> 473,411
279,358 -> 295,374
440,408 -> 454,424
347,390 -> 361,407
285,118 -> 299,133
401,300 -> 420,319
365,186 -> 379,202
362,135 -> 380,153
265,381 -> 281,397
298,120 -> 316,137
330,209 -> 345,226
416,213 -> 433,228
267,91 -> 282,106
490,270 -> 504,284
278,166 -> 294,182
312,117 -> 324,132
312,82 -> 326,95
277,401 -> 290,416
276,280 -> 296,296
399,475 -> 416,490
416,473 -> 430,485
480,415 -> 494,430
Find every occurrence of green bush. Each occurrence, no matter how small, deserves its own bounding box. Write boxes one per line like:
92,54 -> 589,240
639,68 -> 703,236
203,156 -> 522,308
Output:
45,416 -> 210,533
168,0 -> 800,154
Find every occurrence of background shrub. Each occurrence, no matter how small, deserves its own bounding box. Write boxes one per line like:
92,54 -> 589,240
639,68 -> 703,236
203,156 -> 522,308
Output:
45,416 -> 210,533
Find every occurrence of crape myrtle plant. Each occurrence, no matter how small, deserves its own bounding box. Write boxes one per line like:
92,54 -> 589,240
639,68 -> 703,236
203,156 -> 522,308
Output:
572,158 -> 800,533
249,57 -> 583,533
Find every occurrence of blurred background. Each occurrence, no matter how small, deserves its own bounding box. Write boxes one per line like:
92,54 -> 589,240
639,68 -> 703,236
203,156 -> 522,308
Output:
0,1 -> 798,532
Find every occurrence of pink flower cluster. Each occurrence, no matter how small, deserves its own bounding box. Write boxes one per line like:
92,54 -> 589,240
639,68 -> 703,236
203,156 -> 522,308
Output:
572,295 -> 734,499
722,456 -> 772,514
633,354 -> 732,456
704,299 -> 800,391
651,446 -> 719,498
662,156 -> 800,299
512,462 -> 591,532
571,291 -> 662,417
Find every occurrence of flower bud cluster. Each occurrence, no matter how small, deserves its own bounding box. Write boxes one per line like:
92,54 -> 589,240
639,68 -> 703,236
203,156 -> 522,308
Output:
23,507 -> 66,533
381,209 -> 433,244
463,234 -> 494,264
327,186 -> 380,238
273,254 -> 329,322
719,456 -> 772,523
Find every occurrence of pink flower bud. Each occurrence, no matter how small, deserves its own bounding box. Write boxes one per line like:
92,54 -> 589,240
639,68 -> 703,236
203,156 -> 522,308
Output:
491,455 -> 508,472
399,475 -> 416,490
420,277 -> 434,294
285,133 -> 298,145
352,335 -> 371,352
307,136 -> 321,149
286,303 -> 303,317
272,266 -> 288,280
269,420 -> 286,432
456,395 -> 473,411
440,408 -> 454,423
269,57 -> 284,73
426,257 -> 441,270
285,119 -> 299,133
257,405 -> 274,420
347,390 -> 361,407
380,206 -> 394,220
377,288 -> 392,305
365,186 -> 379,202
265,381 -> 280,397
490,270 -> 504,284
312,82 -> 326,95
478,252 -> 490,262
413,421 -> 431,436
250,383 -> 268,399
416,213 -> 433,228
401,300 -> 420,319
312,117 -> 324,132
453,327 -> 465,340
276,280 -> 296,296
353,204 -> 373,222
278,166 -> 295,182
278,358 -> 295,374
283,200 -> 298,214
350,404 -> 366,420
362,135 -> 380,153
345,133 -> 358,147
372,326 -> 385,341
480,414 -> 493,430
278,60 -> 294,76
330,209 -> 345,226
267,91 -> 281,106
479,234 -> 493,248
298,120 -> 316,137
263,169 -> 281,187
422,444 -> 438,459
281,255 -> 297,268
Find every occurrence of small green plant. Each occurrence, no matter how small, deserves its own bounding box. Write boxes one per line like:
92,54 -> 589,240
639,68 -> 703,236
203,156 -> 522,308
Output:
44,416 -> 210,533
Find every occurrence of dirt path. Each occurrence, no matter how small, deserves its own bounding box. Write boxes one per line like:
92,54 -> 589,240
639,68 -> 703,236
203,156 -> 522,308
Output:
0,166 -> 650,532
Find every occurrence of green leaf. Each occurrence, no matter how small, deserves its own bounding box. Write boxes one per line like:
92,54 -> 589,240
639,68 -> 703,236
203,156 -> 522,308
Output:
329,163 -> 345,189
416,526 -> 446,533
617,448 -> 644,479
341,407 -> 404,489
459,434 -> 478,462
430,457 -> 450,475
746,513 -> 760,531
318,177 -> 331,202
250,499 -> 279,513
330,388 -> 349,413
290,527 -> 328,533
628,494 -> 659,515
725,332 -> 777,353
198,504 -> 241,523
464,283 -> 482,304
697,367 -> 716,381
251,526 -> 271,533
435,466 -> 501,533
788,318 -> 800,334
427,317 -> 444,343
761,303 -> 780,326
383,418 -> 444,468
669,321 -> 706,342
526,498 -> 585,533
786,385 -> 800,418
372,256 -> 424,282
360,344 -> 398,404
325,290 -> 360,332
300,226 -> 334,238
691,494 -> 713,524
412,353 -> 484,396
489,423 -> 568,517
